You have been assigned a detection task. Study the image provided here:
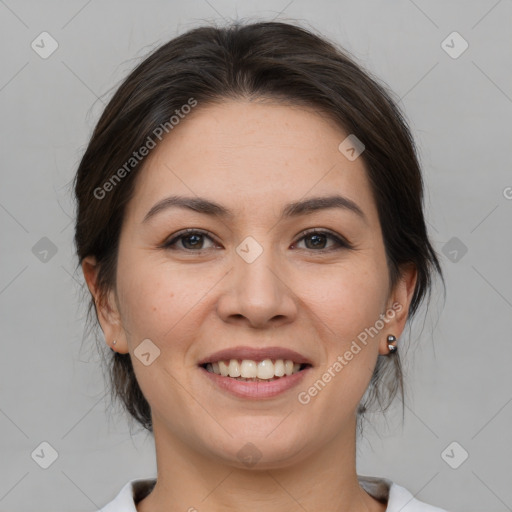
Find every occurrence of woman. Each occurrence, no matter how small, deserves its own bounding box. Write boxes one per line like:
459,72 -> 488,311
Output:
75,20 -> 449,512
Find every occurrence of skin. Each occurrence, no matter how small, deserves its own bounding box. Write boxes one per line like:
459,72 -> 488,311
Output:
82,99 -> 417,512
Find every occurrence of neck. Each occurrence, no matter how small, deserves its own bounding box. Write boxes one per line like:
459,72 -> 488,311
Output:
136,416 -> 384,512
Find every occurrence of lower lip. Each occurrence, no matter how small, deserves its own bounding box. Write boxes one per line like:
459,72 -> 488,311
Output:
200,366 -> 311,399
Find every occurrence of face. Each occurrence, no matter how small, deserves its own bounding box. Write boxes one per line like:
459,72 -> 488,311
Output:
84,99 -> 416,469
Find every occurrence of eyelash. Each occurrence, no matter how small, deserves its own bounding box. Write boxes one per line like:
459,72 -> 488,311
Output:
161,228 -> 353,253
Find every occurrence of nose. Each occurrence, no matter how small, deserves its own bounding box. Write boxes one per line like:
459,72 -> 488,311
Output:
216,242 -> 298,329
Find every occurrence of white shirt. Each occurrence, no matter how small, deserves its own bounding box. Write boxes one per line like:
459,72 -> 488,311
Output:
96,475 -> 451,511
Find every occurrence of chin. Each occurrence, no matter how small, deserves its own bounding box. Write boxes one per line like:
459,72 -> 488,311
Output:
204,424 -> 311,469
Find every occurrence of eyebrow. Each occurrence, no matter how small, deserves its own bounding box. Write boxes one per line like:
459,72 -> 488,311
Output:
142,194 -> 367,224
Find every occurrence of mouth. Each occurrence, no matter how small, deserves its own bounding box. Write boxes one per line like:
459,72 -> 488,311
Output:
200,359 -> 312,382
197,346 -> 313,398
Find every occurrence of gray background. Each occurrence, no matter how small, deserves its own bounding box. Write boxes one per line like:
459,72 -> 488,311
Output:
1,1 -> 511,511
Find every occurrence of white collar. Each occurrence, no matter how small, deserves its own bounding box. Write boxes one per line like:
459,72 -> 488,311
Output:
98,475 -> 450,511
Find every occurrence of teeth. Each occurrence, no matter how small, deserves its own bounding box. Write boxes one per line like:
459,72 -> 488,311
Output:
256,359 -> 274,379
274,359 -> 285,377
228,359 -> 241,377
218,360 -> 229,376
240,360 -> 257,378
206,358 -> 304,379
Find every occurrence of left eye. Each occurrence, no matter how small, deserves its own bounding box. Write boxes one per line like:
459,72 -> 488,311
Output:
293,230 -> 349,251
162,229 -> 350,252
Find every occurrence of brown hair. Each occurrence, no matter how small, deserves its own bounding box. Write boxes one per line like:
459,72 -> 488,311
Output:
73,20 -> 445,433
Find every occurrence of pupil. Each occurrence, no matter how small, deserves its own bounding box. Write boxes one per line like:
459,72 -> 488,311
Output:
307,234 -> 325,249
184,234 -> 202,249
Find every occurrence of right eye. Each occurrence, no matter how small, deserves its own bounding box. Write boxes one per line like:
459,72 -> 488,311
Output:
161,229 -> 220,252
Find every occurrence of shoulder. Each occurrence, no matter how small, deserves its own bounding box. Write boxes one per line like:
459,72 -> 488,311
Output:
95,478 -> 156,512
98,476 -> 452,512
388,481 -> 452,512
358,475 -> 452,512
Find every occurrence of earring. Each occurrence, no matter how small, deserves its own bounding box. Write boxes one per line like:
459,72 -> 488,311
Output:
387,334 -> 397,354
113,339 -> 117,345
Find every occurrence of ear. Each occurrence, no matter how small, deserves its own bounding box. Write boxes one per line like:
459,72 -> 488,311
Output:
378,263 -> 418,355
81,256 -> 129,354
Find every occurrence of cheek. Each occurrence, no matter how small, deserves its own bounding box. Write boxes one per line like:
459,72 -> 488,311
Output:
115,251 -> 189,343
301,257 -> 389,342
114,255 -> 203,419
318,260 -> 389,402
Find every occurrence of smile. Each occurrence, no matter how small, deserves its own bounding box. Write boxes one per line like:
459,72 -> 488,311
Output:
198,346 -> 313,399
201,359 -> 311,381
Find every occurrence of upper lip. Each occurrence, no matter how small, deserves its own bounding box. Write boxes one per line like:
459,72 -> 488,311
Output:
198,346 -> 313,366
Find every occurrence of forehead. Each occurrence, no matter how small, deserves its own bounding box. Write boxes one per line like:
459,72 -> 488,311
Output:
125,99 -> 378,226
